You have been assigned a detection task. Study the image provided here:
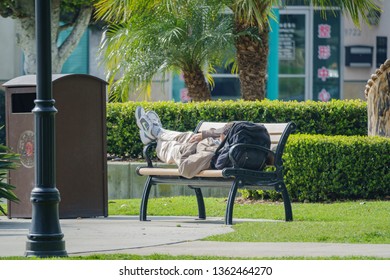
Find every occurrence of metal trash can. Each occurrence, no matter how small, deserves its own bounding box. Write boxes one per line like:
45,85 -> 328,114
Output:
3,74 -> 108,218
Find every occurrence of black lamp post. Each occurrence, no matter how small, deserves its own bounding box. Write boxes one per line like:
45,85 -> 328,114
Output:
25,0 -> 67,257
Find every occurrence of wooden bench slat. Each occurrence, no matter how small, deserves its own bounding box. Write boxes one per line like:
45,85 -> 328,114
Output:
263,123 -> 289,133
198,122 -> 288,134
197,122 -> 225,131
198,122 -> 283,149
270,134 -> 282,142
138,168 -> 223,178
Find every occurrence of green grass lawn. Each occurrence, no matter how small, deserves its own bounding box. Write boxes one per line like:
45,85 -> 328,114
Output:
108,197 -> 390,244
4,196 -> 390,244
1,254 -> 384,260
1,198 -> 389,260
2,197 -> 389,244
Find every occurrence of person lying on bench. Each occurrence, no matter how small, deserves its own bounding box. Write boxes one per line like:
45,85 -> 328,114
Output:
135,106 -> 233,178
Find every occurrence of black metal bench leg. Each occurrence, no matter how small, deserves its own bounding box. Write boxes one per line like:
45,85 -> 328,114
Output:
280,182 -> 293,221
140,176 -> 153,221
225,179 -> 240,225
192,187 -> 206,220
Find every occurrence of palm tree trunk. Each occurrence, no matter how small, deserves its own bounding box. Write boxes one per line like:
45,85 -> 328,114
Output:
183,66 -> 211,101
235,21 -> 269,101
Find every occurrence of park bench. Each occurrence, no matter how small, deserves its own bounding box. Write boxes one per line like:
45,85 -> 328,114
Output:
136,121 -> 297,225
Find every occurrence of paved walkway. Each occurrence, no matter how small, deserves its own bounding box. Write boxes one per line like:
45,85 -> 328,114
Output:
1,215 -> 389,258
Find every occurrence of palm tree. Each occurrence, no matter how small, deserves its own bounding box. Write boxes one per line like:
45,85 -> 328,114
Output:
96,0 -> 380,101
227,0 -> 381,100
95,0 -> 234,102
227,0 -> 278,100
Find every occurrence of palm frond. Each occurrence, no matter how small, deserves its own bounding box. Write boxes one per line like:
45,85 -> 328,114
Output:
308,0 -> 382,27
96,0 -> 236,101
94,0 -> 157,23
231,0 -> 281,28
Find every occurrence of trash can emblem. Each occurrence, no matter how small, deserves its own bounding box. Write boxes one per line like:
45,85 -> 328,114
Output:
17,130 -> 34,168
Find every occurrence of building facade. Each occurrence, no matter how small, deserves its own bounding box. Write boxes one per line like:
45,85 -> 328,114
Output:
0,2 -> 388,104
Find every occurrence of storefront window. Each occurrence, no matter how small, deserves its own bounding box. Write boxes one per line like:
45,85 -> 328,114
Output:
279,77 -> 305,101
278,7 -> 341,101
171,5 -> 342,102
282,0 -> 308,6
211,76 -> 240,100
278,13 -> 307,101
211,63 -> 240,100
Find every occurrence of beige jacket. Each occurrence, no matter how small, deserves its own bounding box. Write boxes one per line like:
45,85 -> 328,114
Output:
156,126 -> 228,178
178,137 -> 220,178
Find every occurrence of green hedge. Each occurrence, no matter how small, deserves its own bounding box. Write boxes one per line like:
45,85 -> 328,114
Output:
107,99 -> 367,158
106,100 -> 389,202
284,134 -> 390,202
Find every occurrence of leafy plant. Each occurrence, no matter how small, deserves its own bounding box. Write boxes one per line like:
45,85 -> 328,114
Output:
95,0 -> 235,101
0,140 -> 20,215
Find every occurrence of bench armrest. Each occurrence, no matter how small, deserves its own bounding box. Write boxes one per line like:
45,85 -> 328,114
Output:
142,142 -> 157,167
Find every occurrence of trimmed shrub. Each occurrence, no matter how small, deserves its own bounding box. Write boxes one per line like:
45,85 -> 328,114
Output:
284,134 -> 390,202
106,100 -> 389,202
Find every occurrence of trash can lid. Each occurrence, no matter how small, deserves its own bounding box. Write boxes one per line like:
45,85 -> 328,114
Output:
3,74 -> 107,87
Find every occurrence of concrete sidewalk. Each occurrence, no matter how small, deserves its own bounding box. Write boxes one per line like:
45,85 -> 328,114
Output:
1,215 -> 389,258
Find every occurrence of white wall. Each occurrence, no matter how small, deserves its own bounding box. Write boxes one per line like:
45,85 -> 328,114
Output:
342,1 -> 389,99
0,17 -> 22,82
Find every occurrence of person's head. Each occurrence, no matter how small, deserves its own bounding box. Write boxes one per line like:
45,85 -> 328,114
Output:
220,123 -> 233,141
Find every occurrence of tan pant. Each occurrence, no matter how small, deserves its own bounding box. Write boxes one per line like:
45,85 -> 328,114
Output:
156,130 -> 195,166
156,130 -> 218,178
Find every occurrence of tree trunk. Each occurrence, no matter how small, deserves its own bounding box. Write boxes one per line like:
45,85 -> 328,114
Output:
183,66 -> 211,102
12,0 -> 92,74
13,1 -> 35,74
365,59 -> 390,137
53,6 -> 93,73
235,20 -> 269,101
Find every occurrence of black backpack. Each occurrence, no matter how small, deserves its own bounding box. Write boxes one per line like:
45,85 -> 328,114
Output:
211,121 -> 271,170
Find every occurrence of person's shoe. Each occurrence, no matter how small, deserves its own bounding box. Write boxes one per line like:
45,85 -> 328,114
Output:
136,106 -> 162,138
138,115 -> 155,138
135,106 -> 146,130
139,131 -> 155,145
150,124 -> 162,138
146,110 -> 162,127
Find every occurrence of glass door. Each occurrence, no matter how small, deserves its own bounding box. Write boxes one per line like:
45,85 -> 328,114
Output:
278,11 -> 309,101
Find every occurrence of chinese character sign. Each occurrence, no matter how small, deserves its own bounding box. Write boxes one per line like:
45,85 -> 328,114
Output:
318,88 -> 331,102
313,10 -> 341,101
317,67 -> 330,82
318,45 -> 331,60
318,24 -> 331,39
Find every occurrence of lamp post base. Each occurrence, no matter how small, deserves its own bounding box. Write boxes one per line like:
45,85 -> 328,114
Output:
25,240 -> 67,258
25,188 -> 67,257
